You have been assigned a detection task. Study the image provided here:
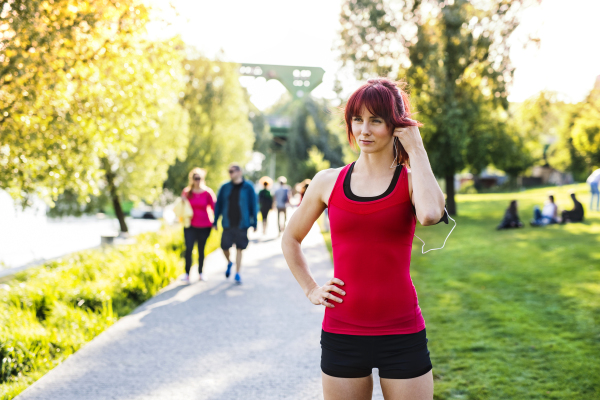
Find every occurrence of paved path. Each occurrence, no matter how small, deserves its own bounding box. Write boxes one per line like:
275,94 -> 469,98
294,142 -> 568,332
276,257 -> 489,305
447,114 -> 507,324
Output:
17,212 -> 386,399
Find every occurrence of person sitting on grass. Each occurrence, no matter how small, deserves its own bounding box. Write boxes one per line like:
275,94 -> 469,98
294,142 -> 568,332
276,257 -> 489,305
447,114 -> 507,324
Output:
531,195 -> 558,227
560,193 -> 584,224
496,200 -> 523,230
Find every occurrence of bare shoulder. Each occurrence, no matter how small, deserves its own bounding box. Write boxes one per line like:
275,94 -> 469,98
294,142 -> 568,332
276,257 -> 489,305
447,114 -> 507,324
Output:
307,167 -> 345,205
311,167 -> 344,190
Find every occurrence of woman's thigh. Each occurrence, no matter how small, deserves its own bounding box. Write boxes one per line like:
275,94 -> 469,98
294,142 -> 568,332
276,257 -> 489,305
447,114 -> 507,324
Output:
380,370 -> 433,400
322,372 -> 373,400
184,228 -> 196,249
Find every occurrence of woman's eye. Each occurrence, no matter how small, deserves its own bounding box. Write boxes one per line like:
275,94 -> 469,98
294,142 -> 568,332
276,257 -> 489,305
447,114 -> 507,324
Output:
372,119 -> 381,123
352,117 -> 362,122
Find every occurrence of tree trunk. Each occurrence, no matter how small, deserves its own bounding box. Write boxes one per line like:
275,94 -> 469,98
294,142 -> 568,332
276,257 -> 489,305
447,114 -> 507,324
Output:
445,173 -> 457,216
104,160 -> 129,234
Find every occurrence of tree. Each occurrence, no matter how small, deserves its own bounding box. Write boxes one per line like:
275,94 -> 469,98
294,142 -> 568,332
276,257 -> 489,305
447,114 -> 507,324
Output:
545,87 -> 600,179
512,91 -> 567,165
336,0 -> 537,214
287,98 -> 345,183
0,0 -> 190,233
304,146 -> 331,179
164,58 -> 255,194
88,37 -> 189,233
570,88 -> 600,169
0,0 -> 151,205
266,97 -> 346,184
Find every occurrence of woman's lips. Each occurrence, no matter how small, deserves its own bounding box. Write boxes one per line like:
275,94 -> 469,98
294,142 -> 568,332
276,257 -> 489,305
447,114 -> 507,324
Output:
360,140 -> 374,145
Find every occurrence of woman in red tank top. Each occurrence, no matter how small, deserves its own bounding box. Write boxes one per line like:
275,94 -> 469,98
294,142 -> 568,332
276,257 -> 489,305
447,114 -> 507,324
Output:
282,78 -> 445,400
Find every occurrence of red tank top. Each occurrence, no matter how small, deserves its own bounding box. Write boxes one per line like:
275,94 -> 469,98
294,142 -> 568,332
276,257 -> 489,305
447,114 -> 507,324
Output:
323,163 -> 425,336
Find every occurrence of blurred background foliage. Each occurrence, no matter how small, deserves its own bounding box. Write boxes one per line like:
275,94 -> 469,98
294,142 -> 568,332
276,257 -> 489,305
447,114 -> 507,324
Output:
163,57 -> 255,194
1,0 -> 599,221
335,0 -> 600,214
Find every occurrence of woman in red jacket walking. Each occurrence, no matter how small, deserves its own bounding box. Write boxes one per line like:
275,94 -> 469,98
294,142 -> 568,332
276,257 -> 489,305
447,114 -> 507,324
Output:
181,167 -> 216,283
282,78 -> 446,400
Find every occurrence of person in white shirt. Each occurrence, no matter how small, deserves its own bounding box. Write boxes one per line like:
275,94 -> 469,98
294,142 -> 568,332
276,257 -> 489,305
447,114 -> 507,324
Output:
531,195 -> 558,226
586,168 -> 600,211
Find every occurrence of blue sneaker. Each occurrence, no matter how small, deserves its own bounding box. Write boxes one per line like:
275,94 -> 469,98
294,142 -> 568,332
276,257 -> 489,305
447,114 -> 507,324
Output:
225,262 -> 233,278
234,273 -> 242,285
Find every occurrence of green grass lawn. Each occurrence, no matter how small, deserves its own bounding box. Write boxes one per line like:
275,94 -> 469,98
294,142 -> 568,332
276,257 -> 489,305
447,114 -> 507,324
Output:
322,183 -> 600,399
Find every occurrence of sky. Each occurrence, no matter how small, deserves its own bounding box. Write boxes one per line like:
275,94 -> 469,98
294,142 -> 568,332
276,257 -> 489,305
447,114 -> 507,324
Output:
157,0 -> 600,110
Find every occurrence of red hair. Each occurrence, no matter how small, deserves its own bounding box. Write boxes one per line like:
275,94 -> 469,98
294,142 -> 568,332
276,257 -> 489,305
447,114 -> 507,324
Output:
344,78 -> 421,166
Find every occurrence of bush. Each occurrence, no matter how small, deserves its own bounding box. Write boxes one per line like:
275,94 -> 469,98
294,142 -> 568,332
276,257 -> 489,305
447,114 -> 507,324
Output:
458,180 -> 478,194
0,225 -> 219,399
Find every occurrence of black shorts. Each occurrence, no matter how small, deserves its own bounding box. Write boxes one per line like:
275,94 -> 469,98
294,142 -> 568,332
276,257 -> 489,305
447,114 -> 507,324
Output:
220,228 -> 249,250
320,329 -> 432,379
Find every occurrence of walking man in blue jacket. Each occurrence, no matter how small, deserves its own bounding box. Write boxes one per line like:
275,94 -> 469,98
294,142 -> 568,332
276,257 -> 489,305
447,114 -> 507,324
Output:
213,163 -> 258,284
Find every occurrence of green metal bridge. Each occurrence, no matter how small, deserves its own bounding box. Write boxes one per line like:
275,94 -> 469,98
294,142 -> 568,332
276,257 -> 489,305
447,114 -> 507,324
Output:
239,63 -> 326,140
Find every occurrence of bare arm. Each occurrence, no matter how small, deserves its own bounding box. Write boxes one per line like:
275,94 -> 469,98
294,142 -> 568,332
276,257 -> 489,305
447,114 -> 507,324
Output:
281,169 -> 346,307
395,125 -> 445,226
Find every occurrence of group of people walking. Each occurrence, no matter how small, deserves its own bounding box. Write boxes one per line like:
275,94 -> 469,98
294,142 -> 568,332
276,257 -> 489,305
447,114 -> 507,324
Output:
174,164 -> 297,285
174,163 -> 255,284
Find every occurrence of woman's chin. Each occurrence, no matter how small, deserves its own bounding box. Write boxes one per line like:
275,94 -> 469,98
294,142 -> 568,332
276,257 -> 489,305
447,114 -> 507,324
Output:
358,145 -> 383,154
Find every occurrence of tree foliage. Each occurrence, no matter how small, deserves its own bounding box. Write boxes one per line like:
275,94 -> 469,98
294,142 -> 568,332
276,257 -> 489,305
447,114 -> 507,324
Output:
547,87 -> 600,178
164,58 -> 255,194
0,0 -> 189,232
570,89 -> 600,168
336,0 -> 536,214
269,97 -> 346,184
1,0 -> 146,202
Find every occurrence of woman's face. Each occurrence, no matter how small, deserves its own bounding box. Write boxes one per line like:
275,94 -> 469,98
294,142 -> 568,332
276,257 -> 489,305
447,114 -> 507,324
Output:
351,107 -> 393,155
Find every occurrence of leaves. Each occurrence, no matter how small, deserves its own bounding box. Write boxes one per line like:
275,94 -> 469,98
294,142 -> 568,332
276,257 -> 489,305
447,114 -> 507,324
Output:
165,58 -> 254,193
336,0 -> 538,212
0,0 -> 188,209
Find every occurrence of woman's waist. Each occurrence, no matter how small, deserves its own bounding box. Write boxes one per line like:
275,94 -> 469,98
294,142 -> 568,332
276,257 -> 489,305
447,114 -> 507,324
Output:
331,236 -> 415,250
332,245 -> 413,268
323,299 -> 424,335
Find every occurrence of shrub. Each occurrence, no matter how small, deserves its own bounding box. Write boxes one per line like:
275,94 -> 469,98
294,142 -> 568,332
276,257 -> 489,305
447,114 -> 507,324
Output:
458,180 -> 478,194
0,225 -> 219,399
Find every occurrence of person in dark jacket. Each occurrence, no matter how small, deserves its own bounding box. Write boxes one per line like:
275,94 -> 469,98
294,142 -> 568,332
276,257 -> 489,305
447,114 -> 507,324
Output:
213,163 -> 258,284
258,179 -> 273,235
561,193 -> 584,223
497,200 -> 523,230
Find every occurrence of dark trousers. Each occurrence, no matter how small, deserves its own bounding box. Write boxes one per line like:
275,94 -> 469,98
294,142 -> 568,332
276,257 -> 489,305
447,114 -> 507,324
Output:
277,207 -> 287,232
184,227 -> 211,275
533,207 -> 557,225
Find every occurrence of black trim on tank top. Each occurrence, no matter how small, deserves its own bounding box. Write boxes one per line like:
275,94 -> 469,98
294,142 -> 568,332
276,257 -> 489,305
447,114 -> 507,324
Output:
343,162 -> 403,202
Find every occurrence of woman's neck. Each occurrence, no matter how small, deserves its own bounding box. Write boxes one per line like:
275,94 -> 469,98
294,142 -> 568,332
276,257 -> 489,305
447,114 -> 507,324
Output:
354,145 -> 396,175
